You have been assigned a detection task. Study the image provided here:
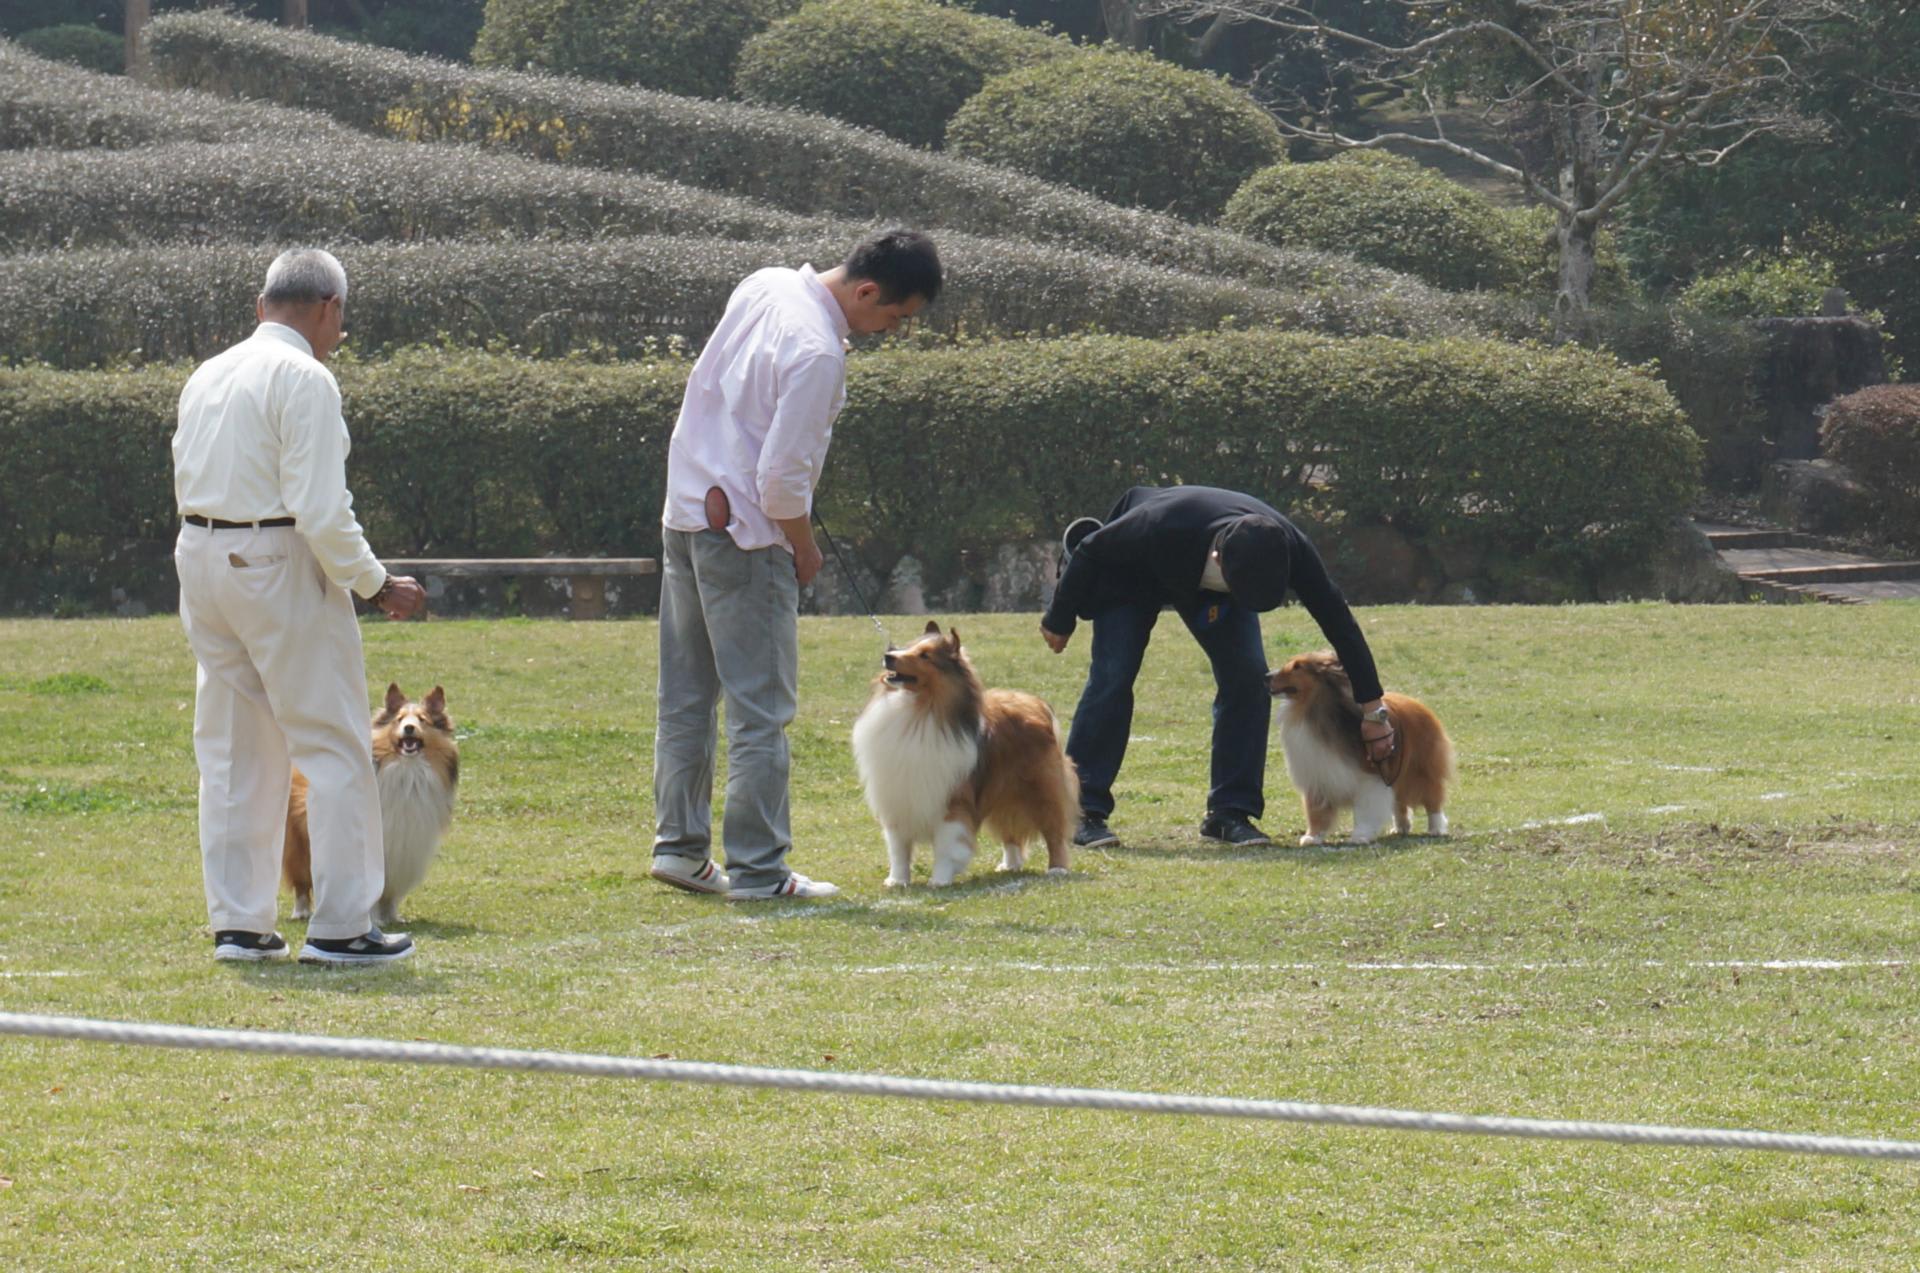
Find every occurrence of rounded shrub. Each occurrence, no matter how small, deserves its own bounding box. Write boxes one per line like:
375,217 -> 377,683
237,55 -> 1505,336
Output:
1678,253 -> 1838,317
1819,383 -> 1920,549
945,48 -> 1286,220
472,0 -> 802,98
1224,150 -> 1528,292
15,24 -> 122,73
735,0 -> 1069,148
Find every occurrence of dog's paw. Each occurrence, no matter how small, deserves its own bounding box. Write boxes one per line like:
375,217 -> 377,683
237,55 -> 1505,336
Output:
1350,831 -> 1378,846
883,875 -> 910,890
1046,866 -> 1070,877
1298,833 -> 1324,847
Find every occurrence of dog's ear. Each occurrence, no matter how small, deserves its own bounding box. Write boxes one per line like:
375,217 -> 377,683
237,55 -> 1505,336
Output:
947,626 -> 962,653
923,619 -> 941,636
384,683 -> 407,714
425,686 -> 446,715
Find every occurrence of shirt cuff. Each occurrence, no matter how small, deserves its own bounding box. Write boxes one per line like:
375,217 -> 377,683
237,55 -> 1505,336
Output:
349,565 -> 389,601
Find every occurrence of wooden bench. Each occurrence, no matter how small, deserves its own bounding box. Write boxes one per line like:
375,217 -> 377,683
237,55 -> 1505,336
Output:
381,558 -> 658,620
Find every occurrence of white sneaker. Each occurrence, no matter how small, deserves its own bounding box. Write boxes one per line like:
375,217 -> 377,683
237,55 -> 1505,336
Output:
650,855 -> 729,895
727,872 -> 840,901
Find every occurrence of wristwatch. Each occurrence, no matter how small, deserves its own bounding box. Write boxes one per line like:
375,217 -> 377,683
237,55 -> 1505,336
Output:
1361,704 -> 1391,725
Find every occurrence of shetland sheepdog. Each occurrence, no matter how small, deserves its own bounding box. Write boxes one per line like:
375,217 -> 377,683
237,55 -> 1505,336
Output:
852,622 -> 1080,887
1267,652 -> 1452,846
285,683 -> 459,926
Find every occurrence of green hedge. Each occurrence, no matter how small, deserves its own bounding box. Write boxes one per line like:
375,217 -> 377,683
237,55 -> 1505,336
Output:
1678,253 -> 1839,318
1223,152 -> 1528,292
1820,384 -> 1920,549
2,334 -> 1695,611
734,0 -> 1069,148
14,24 -> 121,73
1,39 -> 345,150
0,137 -> 815,252
945,49 -> 1287,220
143,12 -> 1444,296
473,0 -> 801,98
0,234 -> 1483,370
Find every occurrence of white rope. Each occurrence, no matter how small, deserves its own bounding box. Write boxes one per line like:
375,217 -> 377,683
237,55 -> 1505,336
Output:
4,1012 -> 1918,1163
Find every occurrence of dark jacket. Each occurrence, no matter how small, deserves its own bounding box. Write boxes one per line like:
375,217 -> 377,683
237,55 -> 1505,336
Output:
1042,485 -> 1383,702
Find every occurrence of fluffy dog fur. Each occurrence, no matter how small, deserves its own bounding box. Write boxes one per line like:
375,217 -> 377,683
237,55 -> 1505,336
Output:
852,622 -> 1080,887
285,683 -> 459,927
1267,651 -> 1452,846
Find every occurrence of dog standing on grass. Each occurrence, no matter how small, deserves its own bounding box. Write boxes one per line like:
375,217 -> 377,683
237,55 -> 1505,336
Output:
853,622 -> 1080,887
1267,652 -> 1452,846
286,684 -> 458,927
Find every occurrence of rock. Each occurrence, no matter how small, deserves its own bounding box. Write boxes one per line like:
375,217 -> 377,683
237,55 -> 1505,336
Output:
981,540 -> 1061,612
1761,458 -> 1873,537
1337,523 -> 1443,603
884,556 -> 928,615
1594,517 -> 1744,602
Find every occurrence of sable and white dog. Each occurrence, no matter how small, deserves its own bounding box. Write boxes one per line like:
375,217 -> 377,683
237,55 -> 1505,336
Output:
285,683 -> 459,926
1267,651 -> 1452,846
852,622 -> 1080,887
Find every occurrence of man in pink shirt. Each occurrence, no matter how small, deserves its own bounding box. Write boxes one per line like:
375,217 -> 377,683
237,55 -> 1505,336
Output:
652,229 -> 942,901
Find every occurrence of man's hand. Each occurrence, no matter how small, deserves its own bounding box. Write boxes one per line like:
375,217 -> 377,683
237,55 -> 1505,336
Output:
1041,624 -> 1069,654
1359,704 -> 1394,764
376,575 -> 427,620
792,538 -> 824,588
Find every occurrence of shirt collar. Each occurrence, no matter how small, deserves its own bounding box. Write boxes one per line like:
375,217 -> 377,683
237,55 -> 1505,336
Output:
799,264 -> 851,342
254,322 -> 315,358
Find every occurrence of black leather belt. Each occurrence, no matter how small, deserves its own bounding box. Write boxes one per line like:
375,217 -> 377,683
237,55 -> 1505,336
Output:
184,515 -> 296,530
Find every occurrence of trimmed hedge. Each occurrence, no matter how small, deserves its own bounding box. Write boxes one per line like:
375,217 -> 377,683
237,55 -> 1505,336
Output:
1,39 -> 345,150
143,12 -> 1445,297
945,48 -> 1286,220
2,333 -> 1695,611
1224,151 -> 1528,292
0,234 -> 1483,370
473,0 -> 801,98
14,24 -> 121,73
1678,254 -> 1839,318
1820,384 -> 1920,549
734,0 -> 1069,148
0,137 -> 815,251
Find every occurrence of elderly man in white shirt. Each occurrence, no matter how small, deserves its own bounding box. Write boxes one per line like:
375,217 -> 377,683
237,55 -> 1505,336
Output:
651,229 -> 942,901
173,248 -> 426,965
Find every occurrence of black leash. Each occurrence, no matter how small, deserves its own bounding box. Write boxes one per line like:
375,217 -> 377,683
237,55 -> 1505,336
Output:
812,511 -> 889,643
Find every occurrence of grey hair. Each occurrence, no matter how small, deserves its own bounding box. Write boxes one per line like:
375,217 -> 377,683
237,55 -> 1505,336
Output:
261,248 -> 347,306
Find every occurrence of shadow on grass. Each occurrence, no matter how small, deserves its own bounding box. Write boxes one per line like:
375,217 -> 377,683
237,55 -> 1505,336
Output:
222,962 -> 452,997
1096,834 -> 1439,867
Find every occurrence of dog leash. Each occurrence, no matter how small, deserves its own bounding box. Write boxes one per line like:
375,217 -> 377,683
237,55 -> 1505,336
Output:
812,510 -> 890,643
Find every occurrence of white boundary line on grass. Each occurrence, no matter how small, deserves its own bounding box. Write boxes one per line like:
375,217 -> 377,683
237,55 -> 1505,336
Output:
819,958 -> 1910,976
3,1011 -> 1917,1163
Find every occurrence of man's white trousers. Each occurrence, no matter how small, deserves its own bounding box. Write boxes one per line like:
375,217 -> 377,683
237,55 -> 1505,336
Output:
175,524 -> 383,940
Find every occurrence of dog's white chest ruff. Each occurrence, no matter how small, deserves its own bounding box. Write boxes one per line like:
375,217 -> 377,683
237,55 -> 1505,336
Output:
1278,711 -> 1373,805
851,690 -> 978,840
377,756 -> 455,896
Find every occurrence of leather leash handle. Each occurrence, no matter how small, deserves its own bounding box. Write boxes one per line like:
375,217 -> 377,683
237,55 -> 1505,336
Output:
703,486 -> 730,533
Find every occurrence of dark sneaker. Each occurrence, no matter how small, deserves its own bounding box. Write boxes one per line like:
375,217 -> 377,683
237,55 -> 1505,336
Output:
1061,516 -> 1103,557
299,928 -> 415,965
1073,817 -> 1119,849
213,930 -> 290,962
1200,813 -> 1272,847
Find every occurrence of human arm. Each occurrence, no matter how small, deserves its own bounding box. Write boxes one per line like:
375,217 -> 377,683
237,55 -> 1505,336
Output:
773,513 -> 823,587
277,366 -> 386,600
1286,530 -> 1392,758
758,351 -> 841,587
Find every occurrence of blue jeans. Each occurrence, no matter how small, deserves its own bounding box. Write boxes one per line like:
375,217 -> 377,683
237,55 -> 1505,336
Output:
1064,597 -> 1270,824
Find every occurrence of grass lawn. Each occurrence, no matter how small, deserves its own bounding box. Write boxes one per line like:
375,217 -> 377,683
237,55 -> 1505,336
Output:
2,603 -> 1918,1270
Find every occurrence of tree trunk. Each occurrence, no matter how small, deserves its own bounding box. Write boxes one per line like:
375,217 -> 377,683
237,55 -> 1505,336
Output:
284,0 -> 309,30
1100,0 -> 1149,48
124,0 -> 149,76
1552,212 -> 1598,342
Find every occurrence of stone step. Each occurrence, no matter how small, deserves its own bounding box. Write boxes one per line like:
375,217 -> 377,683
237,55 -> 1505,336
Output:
1738,560 -> 1920,584
1700,528 -> 1821,551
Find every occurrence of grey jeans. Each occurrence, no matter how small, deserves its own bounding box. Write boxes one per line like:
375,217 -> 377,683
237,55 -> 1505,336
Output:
652,527 -> 800,889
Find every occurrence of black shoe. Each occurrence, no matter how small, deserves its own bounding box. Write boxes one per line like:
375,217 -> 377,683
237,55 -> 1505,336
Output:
1200,813 -> 1272,847
1061,516 -> 1103,557
299,928 -> 415,966
213,930 -> 291,962
1074,817 -> 1119,849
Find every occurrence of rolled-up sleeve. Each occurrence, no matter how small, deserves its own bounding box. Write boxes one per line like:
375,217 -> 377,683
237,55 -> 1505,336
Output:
278,366 -> 386,599
756,351 -> 842,522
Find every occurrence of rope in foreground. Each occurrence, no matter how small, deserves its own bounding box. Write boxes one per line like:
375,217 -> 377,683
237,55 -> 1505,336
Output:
5,1011 -> 1918,1163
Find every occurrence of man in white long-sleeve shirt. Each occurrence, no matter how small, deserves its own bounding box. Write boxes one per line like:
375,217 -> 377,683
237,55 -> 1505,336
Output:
652,229 -> 942,901
173,248 -> 426,964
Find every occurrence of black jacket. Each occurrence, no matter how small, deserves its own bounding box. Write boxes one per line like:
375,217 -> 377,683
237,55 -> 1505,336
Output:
1041,485 -> 1383,702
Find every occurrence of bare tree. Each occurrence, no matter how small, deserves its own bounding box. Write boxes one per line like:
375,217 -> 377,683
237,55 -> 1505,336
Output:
1146,0 -> 1847,336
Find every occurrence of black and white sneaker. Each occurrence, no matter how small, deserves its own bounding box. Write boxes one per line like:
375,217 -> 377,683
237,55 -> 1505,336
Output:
213,930 -> 291,962
299,928 -> 415,966
1200,813 -> 1272,847
1073,817 -> 1119,849
1061,517 -> 1103,557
